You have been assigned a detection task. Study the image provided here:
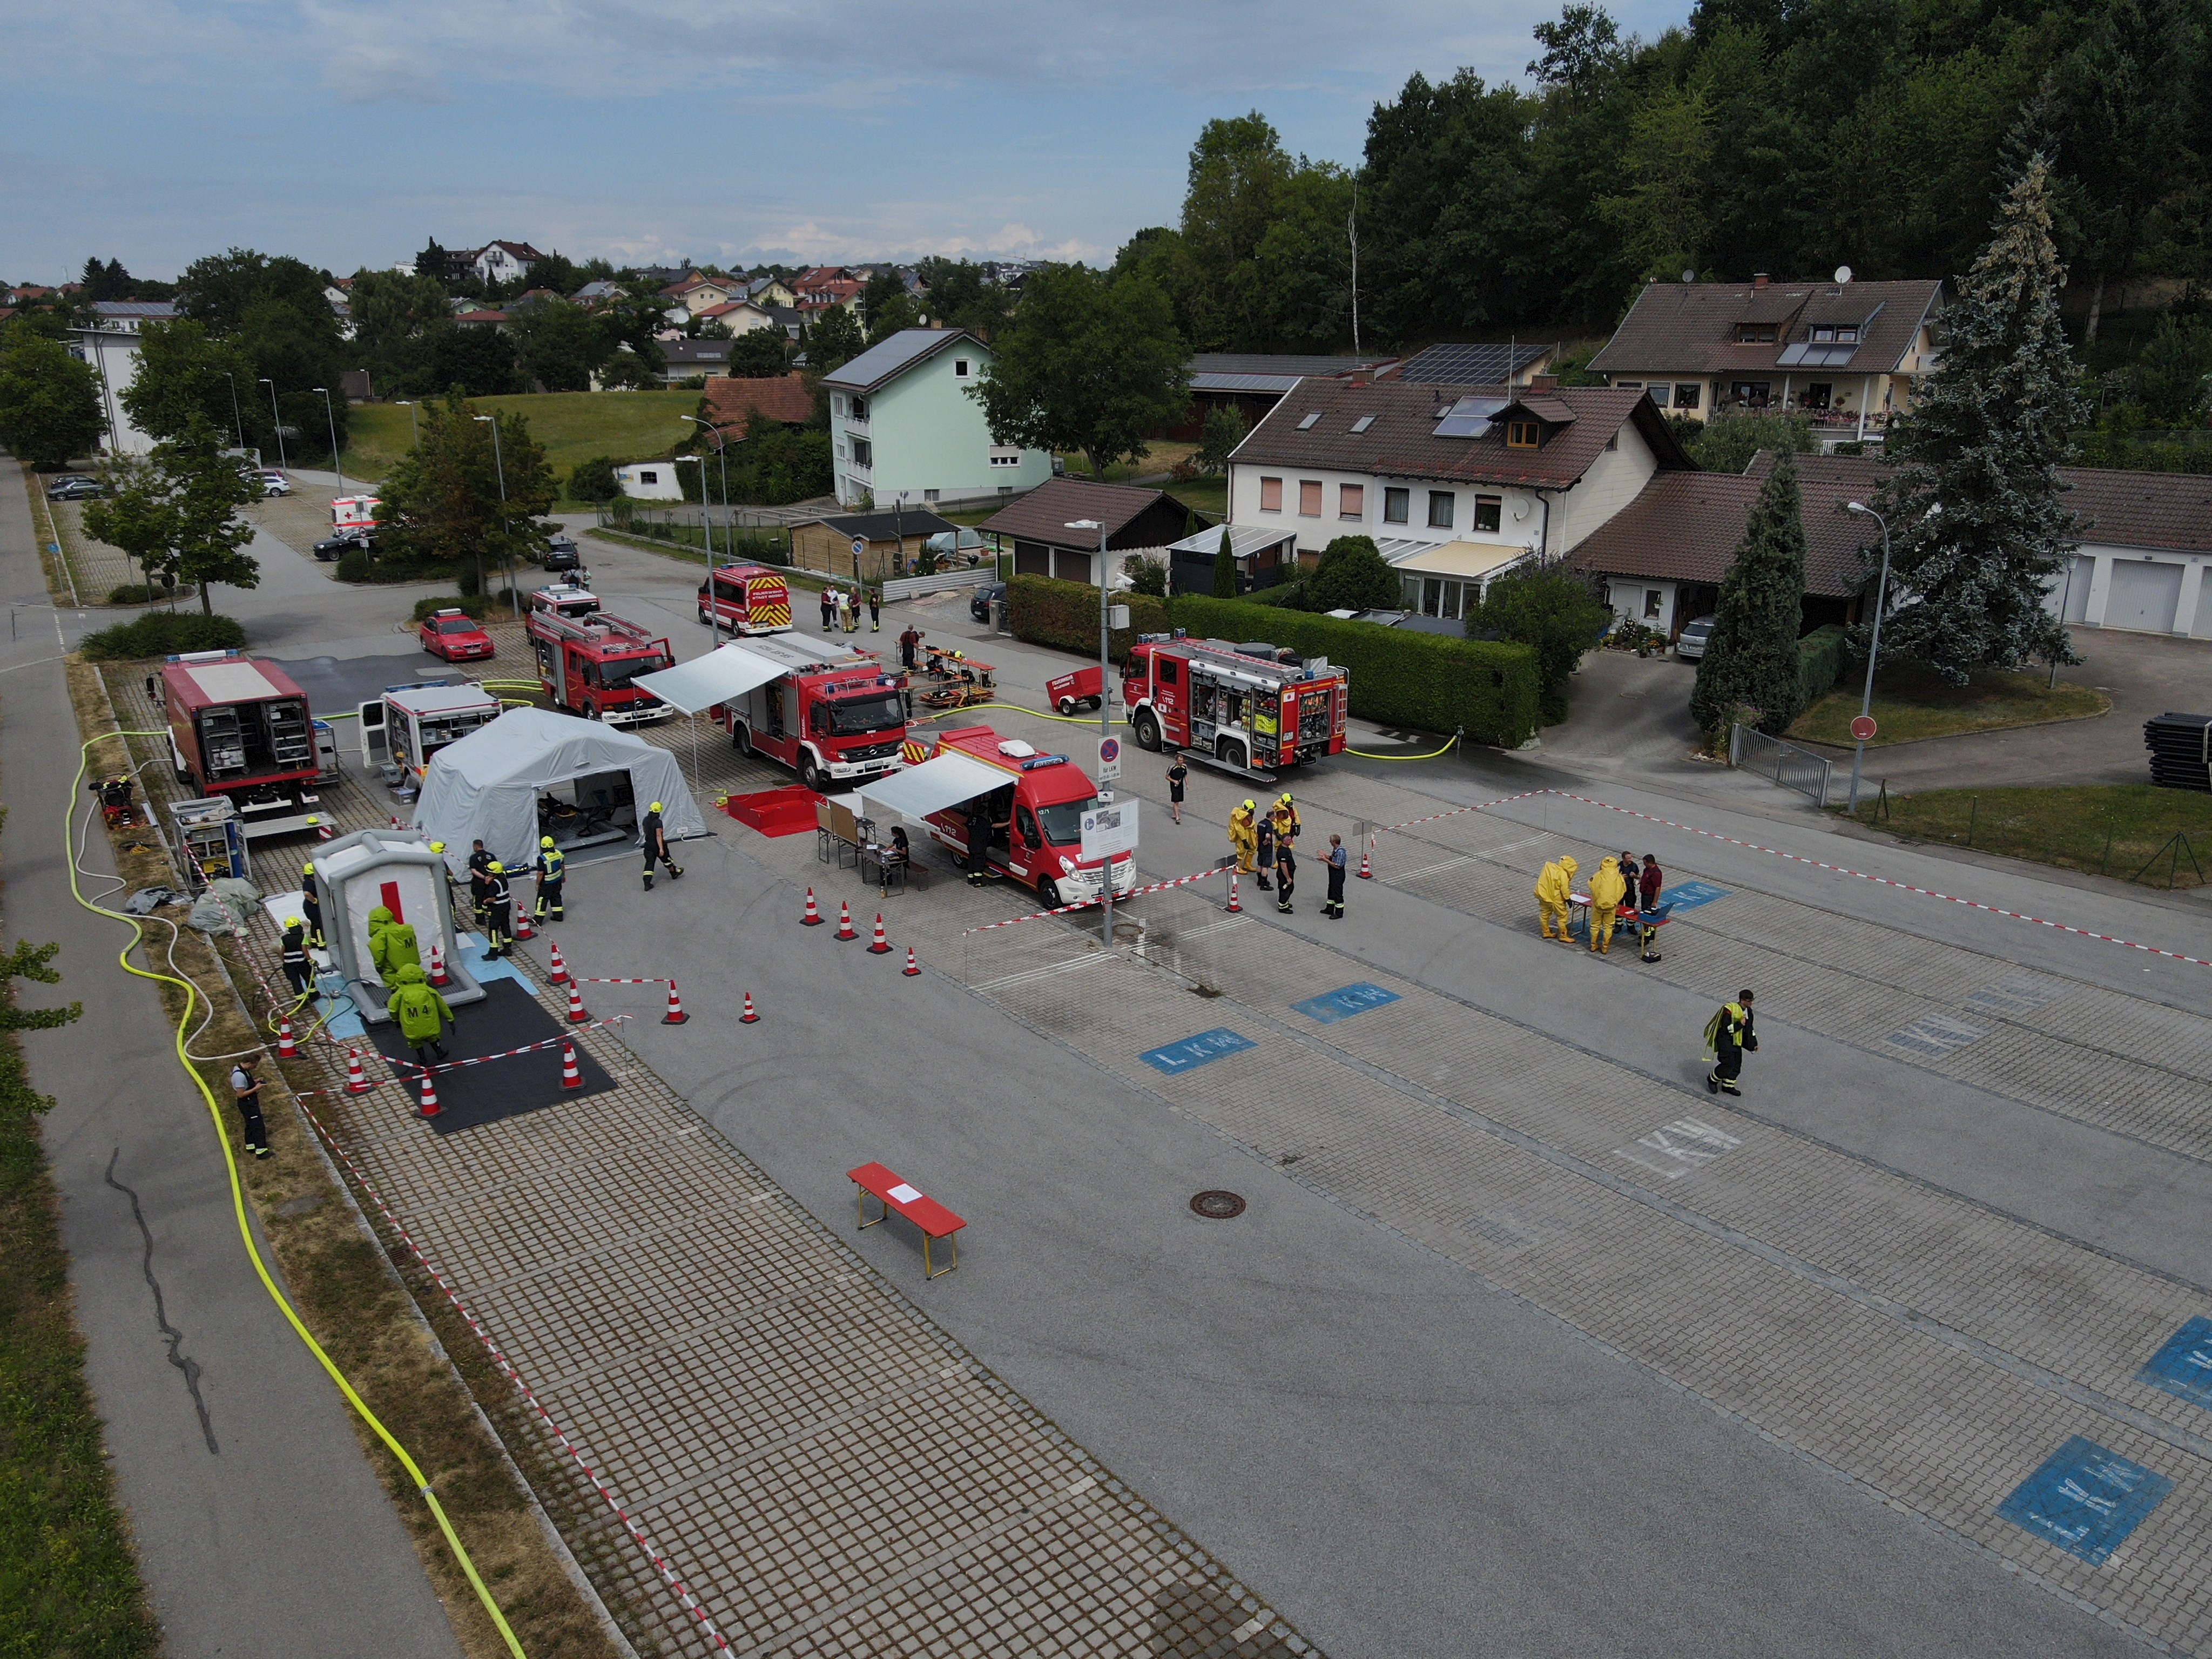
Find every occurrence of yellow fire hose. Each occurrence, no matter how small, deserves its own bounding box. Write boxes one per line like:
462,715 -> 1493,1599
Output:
68,732 -> 528,1657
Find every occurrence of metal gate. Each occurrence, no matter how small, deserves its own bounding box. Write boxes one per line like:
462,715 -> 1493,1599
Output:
1730,723 -> 1835,807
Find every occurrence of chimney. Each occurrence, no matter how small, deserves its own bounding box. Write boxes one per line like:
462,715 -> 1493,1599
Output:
1528,374 -> 1560,392
1753,273 -> 1770,291
1348,368 -> 1371,387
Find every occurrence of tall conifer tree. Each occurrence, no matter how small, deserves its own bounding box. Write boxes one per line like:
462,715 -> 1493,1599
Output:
1691,451 -> 1808,735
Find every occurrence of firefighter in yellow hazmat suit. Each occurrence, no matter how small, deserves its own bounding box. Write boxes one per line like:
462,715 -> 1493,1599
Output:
1534,853 -> 1579,942
1587,855 -> 1627,954
1228,800 -> 1259,875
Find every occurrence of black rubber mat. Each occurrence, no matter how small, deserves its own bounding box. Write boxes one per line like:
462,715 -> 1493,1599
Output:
366,979 -> 616,1134
268,652 -> 464,718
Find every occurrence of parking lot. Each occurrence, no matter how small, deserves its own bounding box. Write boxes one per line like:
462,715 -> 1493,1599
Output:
78,507 -> 2212,1656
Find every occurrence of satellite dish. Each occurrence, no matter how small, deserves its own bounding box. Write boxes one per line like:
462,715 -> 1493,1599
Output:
1835,265 -> 1853,284
1680,269 -> 1696,284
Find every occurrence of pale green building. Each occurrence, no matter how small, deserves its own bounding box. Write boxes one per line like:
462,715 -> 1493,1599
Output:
820,328 -> 1053,510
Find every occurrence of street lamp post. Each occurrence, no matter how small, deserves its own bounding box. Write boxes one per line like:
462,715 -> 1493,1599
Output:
314,387 -> 346,494
396,400 -> 420,447
1845,500 -> 1893,815
221,372 -> 245,450
679,415 -> 732,649
1067,517 -> 1117,946
473,414 -> 518,620
258,378 -> 288,471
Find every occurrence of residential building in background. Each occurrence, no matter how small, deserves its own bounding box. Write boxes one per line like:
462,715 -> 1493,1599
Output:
1589,274 -> 1943,444
820,328 -> 1051,509
1228,379 -> 1692,621
979,477 -> 1194,585
464,240 -> 545,286
1174,352 -> 1401,440
794,266 -> 864,315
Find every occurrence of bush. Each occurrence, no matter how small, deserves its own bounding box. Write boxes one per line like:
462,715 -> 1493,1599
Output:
105,581 -> 188,605
410,593 -> 492,623
80,611 -> 245,660
1467,563 -> 1613,724
568,456 -> 620,503
1009,575 -> 1170,658
1309,535 -> 1400,611
1797,623 -> 1848,710
336,548 -> 370,583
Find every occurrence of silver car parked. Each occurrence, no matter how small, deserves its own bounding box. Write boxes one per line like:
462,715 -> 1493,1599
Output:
1674,614 -> 1718,660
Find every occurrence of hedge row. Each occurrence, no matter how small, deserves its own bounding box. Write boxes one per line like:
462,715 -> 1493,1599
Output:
1007,575 -> 1541,747
1797,623 -> 1848,710
80,611 -> 246,661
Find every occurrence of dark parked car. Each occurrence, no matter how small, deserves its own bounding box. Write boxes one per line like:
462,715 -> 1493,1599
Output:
313,531 -> 372,562
969,580 -> 1007,624
541,537 -> 582,573
47,477 -> 102,500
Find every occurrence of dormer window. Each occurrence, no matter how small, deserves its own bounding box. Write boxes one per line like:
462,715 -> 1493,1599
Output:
1506,420 -> 1541,449
1735,323 -> 1778,342
1297,410 -> 1322,429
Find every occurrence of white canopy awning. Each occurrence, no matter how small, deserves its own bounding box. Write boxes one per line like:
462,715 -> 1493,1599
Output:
859,752 -> 1008,822
633,642 -> 788,716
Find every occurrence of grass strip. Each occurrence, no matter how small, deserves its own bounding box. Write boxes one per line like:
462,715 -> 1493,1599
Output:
1839,782 -> 2212,889
1792,659 -> 2108,745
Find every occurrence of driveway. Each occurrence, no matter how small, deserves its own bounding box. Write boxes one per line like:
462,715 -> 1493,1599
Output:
1797,624 -> 2212,792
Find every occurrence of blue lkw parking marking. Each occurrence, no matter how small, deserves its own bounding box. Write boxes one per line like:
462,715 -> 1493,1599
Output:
2138,1316 -> 2212,1411
1996,1436 -> 2174,1564
1142,1028 -> 1257,1075
1660,879 -> 1731,911
1293,983 -> 1402,1024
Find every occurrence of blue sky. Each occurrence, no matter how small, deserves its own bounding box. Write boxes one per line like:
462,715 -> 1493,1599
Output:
0,0 -> 1685,284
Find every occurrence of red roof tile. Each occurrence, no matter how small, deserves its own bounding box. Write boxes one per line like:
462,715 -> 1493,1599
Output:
704,372 -> 814,429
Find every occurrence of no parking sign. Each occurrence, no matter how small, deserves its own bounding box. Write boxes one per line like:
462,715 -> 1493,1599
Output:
1096,733 -> 1122,782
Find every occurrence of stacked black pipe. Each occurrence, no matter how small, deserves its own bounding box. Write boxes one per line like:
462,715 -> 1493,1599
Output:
2145,712 -> 2212,791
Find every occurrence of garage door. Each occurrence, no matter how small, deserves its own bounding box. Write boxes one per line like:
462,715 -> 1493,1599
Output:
2060,555 -> 2094,623
2106,559 -> 2184,633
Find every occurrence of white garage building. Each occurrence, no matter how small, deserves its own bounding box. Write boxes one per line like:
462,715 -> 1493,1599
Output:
2051,469 -> 2212,639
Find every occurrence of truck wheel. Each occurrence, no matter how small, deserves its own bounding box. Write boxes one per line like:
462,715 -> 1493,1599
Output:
1037,878 -> 1062,911
733,723 -> 753,756
583,703 -> 601,722
1087,696 -> 1103,712
1131,709 -> 1162,751
801,757 -> 827,793
699,608 -> 712,626
1217,737 -> 1247,772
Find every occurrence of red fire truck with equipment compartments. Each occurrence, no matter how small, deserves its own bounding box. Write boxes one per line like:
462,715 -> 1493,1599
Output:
709,635 -> 908,793
1122,631 -> 1348,780
157,650 -> 328,837
697,563 -> 793,634
525,586 -> 672,726
912,726 -> 1137,909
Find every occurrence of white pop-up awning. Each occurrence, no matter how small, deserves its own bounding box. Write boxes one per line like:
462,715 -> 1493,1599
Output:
859,752 -> 1008,822
633,642 -> 788,716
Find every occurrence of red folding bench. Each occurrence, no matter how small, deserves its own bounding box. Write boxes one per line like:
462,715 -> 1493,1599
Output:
848,1162 -> 966,1279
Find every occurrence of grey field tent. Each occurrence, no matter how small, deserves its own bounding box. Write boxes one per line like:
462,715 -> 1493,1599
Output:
412,707 -> 705,873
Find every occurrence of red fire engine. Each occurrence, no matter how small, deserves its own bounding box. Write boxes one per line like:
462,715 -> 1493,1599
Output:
914,726 -> 1136,909
1122,631 -> 1348,779
157,650 -> 326,837
709,634 -> 908,792
697,563 -> 793,635
525,587 -> 673,726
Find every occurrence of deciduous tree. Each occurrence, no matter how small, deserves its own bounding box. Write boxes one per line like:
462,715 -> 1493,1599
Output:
1309,536 -> 1401,611
1467,560 -> 1611,724
0,325 -> 106,468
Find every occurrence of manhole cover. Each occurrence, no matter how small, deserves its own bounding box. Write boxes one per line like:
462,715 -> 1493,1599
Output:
1190,1190 -> 1246,1219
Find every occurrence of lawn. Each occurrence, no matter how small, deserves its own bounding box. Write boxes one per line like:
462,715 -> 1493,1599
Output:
345,390 -> 705,483
1790,659 -> 2108,746
1840,783 -> 2212,889
1163,477 -> 1226,521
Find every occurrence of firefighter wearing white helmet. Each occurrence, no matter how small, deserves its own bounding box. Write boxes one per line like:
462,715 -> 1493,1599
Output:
640,801 -> 683,891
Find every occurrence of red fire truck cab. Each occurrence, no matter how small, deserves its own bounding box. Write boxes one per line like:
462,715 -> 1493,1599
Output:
525,587 -> 672,727
157,650 -> 325,837
710,634 -> 908,792
697,563 -> 793,635
915,726 -> 1137,909
1122,631 -> 1348,779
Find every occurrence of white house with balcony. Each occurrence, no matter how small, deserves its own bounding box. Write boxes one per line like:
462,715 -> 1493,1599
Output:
1225,379 -> 1694,621
819,328 -> 1052,510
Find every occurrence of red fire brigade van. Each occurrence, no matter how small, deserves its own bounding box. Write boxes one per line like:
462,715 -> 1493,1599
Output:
914,726 -> 1137,909
157,650 -> 326,837
710,634 -> 908,792
1123,631 -> 1348,779
697,563 -> 793,635
524,588 -> 672,726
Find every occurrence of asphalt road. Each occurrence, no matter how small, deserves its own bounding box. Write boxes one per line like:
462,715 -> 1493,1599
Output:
0,470 -> 462,1657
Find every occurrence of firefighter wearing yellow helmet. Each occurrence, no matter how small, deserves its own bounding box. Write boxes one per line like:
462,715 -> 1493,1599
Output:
641,801 -> 682,890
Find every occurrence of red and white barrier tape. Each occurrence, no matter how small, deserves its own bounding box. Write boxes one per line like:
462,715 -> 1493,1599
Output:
960,864 -> 1231,934
284,1076 -> 736,1650
297,1015 -> 634,1096
1377,786 -> 1553,835
574,975 -> 673,987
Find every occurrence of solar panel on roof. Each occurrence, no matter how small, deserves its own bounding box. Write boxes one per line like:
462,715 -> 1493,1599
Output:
1395,342 -> 1547,384
1433,395 -> 1508,437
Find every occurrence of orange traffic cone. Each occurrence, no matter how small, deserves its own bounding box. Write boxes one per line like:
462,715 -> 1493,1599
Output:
514,906 -> 534,941
417,1070 -> 441,1118
1357,837 -> 1374,880
276,1016 -> 299,1060
345,1047 -> 371,1093
428,938 -> 449,987
559,1040 -> 583,1089
389,813 -> 403,830
902,946 -> 920,976
545,940 -> 569,984
740,991 -> 759,1023
1226,872 -> 1242,914
867,913 -> 891,954
662,981 -> 689,1024
311,815 -> 332,841
565,981 -> 590,1023
834,901 -> 858,941
800,887 -> 824,926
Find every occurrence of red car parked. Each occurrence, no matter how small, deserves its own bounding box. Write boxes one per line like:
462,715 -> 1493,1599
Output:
419,608 -> 495,662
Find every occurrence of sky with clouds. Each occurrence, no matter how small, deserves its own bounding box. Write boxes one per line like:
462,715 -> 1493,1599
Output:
0,0 -> 1687,283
